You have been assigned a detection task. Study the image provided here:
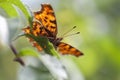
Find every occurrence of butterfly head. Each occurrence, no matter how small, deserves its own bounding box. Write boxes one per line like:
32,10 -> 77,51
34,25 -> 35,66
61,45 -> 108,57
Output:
56,37 -> 63,43
48,37 -> 63,45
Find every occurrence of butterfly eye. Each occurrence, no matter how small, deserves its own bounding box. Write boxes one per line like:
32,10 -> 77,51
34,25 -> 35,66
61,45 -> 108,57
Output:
40,27 -> 44,29
57,38 -> 63,41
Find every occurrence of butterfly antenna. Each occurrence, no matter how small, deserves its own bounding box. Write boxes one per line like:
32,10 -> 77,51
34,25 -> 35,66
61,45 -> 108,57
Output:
61,26 -> 77,37
62,32 -> 80,38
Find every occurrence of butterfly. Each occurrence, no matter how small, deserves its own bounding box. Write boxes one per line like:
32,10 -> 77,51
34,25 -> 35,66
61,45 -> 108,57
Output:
23,4 -> 83,57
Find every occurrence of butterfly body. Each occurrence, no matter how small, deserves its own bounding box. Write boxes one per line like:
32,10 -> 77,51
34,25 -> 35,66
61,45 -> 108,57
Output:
23,4 -> 83,57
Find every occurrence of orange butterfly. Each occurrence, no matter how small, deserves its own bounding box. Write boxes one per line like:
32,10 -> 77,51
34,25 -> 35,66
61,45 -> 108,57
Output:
23,4 -> 83,57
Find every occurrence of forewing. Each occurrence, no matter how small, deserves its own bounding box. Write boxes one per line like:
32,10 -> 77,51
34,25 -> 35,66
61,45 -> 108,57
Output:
34,4 -> 57,37
57,42 -> 83,57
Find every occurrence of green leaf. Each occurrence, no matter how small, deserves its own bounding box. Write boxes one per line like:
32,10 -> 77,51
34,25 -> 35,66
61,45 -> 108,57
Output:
0,0 -> 32,25
0,2 -> 18,17
18,48 -> 39,57
8,0 -> 33,24
25,34 -> 60,58
0,0 -> 7,2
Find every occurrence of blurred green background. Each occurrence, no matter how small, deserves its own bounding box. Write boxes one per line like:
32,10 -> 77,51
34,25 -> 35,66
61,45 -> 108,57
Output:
0,0 -> 120,80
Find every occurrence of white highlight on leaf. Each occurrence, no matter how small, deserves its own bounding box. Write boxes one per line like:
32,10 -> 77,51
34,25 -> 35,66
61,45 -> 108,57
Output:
40,54 -> 68,80
0,15 -> 9,45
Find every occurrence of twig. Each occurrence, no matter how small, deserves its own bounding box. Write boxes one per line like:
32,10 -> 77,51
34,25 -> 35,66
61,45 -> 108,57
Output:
9,43 -> 25,66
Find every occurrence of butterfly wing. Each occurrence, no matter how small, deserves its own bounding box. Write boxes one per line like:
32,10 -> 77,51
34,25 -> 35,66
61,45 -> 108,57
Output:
23,21 -> 49,51
57,42 -> 83,57
23,4 -> 57,52
23,21 -> 48,36
34,4 -> 57,37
